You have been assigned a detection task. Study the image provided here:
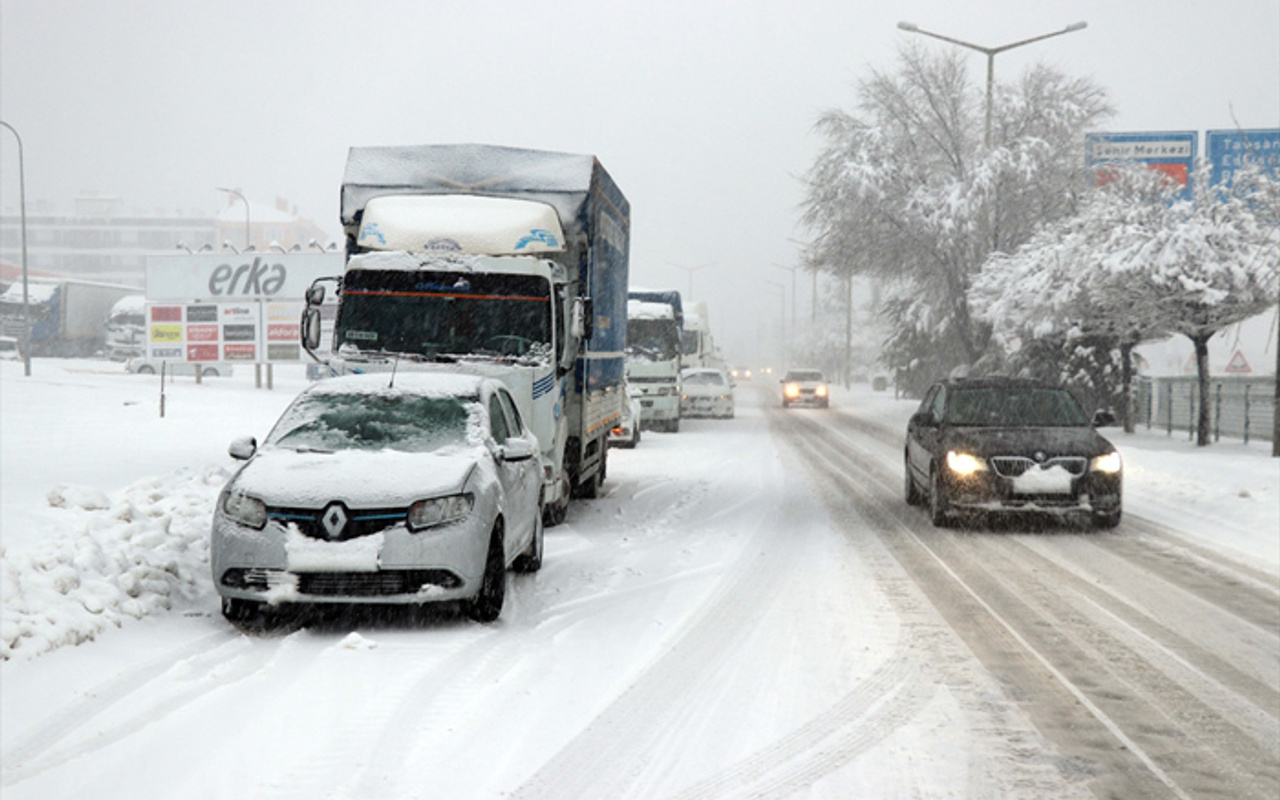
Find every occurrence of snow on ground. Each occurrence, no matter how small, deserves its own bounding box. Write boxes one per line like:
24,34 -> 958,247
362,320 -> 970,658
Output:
3,358 -> 1276,660
1,358 -> 1277,798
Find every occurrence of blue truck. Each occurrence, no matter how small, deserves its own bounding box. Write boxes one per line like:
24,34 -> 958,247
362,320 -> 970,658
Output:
302,144 -> 630,524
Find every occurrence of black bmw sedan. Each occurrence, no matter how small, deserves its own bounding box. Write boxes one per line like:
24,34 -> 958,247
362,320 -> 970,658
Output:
904,377 -> 1122,529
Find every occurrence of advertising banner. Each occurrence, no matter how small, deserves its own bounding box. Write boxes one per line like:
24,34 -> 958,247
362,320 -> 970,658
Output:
145,252 -> 343,302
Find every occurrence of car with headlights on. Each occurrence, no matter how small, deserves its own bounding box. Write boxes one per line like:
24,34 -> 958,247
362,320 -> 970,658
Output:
780,369 -> 829,408
904,377 -> 1122,529
212,372 -> 543,626
680,367 -> 735,419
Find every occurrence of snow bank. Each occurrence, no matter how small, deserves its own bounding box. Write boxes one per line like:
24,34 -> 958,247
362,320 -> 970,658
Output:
1,467 -> 228,661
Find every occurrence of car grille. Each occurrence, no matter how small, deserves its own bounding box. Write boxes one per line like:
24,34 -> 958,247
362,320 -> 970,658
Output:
989,456 -> 1087,478
222,568 -> 462,596
267,505 -> 408,541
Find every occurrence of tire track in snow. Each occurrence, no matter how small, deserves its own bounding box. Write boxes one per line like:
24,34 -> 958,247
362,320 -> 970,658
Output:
778,404 -> 1280,799
1,630 -> 272,787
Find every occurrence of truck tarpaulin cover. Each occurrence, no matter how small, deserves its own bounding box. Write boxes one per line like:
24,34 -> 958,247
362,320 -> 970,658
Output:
340,144 -> 629,232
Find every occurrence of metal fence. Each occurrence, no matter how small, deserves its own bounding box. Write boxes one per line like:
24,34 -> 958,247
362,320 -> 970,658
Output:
1135,376 -> 1276,443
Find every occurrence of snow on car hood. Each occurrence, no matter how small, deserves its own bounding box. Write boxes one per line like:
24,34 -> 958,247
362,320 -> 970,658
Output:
231,446 -> 482,507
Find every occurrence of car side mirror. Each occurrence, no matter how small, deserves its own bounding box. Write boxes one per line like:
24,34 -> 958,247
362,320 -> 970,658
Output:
228,435 -> 257,460
910,411 -> 937,428
500,437 -> 537,462
1092,409 -> 1117,428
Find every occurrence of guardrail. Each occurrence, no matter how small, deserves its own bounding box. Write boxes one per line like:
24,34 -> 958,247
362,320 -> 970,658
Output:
1134,376 -> 1276,443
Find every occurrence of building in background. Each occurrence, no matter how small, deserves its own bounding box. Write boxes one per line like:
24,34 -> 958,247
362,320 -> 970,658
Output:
1,193 -> 332,286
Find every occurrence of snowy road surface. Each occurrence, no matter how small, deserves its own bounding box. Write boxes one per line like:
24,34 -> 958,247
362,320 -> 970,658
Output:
3,362 -> 1278,799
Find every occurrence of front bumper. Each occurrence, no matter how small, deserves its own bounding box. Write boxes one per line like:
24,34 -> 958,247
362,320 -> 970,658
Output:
211,512 -> 491,605
681,395 -> 733,417
941,468 -> 1121,516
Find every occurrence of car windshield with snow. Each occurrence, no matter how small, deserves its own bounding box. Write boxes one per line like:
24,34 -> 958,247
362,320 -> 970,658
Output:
904,377 -> 1122,529
211,372 -> 544,626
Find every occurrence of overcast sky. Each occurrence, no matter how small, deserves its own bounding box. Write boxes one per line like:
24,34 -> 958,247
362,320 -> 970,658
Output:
2,0 -> 1278,362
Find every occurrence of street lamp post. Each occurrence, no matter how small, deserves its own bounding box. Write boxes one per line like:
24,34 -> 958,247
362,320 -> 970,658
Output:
897,20 -> 1087,148
772,264 -> 798,337
0,120 -> 32,376
668,262 -> 714,299
215,187 -> 251,250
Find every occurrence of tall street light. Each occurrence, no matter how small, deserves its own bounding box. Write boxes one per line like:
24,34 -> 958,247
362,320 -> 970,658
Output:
772,263 -> 798,337
216,187 -> 251,250
1,120 -> 32,376
668,261 -> 715,299
897,20 -> 1087,148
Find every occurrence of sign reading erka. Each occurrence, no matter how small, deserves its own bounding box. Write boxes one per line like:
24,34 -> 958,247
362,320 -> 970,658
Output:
145,252 -> 343,301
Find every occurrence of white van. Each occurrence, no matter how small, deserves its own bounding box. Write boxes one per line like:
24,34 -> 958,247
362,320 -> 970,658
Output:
0,336 -> 20,361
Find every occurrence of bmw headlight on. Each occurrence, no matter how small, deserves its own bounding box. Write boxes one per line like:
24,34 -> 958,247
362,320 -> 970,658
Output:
1091,451 -> 1122,474
408,493 -> 474,531
221,488 -> 266,529
946,450 -> 988,476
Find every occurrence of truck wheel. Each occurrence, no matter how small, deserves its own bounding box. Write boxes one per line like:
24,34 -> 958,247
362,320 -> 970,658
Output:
465,526 -> 506,622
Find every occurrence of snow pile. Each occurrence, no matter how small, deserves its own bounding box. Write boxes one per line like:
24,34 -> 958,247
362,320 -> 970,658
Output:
1,467 -> 228,661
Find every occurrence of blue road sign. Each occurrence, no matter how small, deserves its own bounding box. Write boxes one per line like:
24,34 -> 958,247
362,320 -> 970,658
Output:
1206,128 -> 1280,187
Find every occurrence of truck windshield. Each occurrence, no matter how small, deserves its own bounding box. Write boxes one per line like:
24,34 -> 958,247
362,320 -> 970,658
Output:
627,319 -> 680,361
336,270 -> 552,361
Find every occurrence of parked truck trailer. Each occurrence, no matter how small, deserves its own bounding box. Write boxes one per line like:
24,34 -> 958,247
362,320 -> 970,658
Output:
302,144 -> 630,525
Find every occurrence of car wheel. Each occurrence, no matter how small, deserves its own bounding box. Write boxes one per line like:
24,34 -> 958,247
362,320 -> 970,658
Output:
513,504 -> 544,573
1091,508 -> 1122,529
138,365 -> 155,375
929,467 -> 952,528
466,526 -> 506,622
543,498 -> 567,527
220,596 -> 278,630
202,367 -> 220,378
904,456 -> 924,506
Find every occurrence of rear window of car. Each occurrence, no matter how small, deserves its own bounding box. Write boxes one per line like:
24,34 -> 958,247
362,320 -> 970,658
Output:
947,387 -> 1088,427
267,392 -> 480,452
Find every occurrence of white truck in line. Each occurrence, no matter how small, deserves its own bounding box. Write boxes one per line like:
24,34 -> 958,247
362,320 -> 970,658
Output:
302,144 -> 630,525
681,300 -> 726,372
626,289 -> 683,433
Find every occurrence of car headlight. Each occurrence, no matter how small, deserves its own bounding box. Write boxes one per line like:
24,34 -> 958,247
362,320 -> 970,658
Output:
946,450 -> 987,476
815,385 -> 828,397
784,384 -> 800,398
221,488 -> 266,529
1091,452 -> 1122,474
408,493 -> 474,531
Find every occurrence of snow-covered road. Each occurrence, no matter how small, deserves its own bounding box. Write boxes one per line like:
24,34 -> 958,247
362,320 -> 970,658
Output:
3,362 -> 1277,799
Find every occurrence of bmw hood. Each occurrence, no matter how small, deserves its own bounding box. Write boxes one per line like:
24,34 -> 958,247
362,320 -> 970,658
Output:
231,447 -> 481,508
943,426 -> 1114,459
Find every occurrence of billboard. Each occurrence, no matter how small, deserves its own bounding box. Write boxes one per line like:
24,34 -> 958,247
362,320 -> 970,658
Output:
1206,128 -> 1280,187
1086,131 -> 1198,201
143,252 -> 341,363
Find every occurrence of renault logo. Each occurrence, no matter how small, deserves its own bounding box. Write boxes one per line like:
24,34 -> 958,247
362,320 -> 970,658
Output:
321,503 -> 348,539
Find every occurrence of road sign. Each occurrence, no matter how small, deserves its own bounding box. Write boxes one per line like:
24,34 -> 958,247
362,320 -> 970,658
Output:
1224,350 -> 1252,374
1086,131 -> 1198,201
1206,128 -> 1280,187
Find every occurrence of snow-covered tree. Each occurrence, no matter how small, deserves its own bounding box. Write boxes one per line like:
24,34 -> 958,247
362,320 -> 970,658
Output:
973,161 -> 1280,445
801,46 -> 1112,387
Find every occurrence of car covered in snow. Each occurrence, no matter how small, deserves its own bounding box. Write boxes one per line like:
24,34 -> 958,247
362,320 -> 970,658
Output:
609,391 -> 643,448
125,358 -> 232,378
0,335 -> 20,361
904,377 -> 1122,529
680,367 -> 734,419
780,368 -> 829,408
211,372 -> 544,625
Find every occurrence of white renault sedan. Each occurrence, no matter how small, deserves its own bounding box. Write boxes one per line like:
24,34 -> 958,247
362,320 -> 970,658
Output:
211,372 -> 543,626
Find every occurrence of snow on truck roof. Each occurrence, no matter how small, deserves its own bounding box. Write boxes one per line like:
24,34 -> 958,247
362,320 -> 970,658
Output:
628,299 -> 675,320
356,194 -> 566,256
341,144 -> 628,228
